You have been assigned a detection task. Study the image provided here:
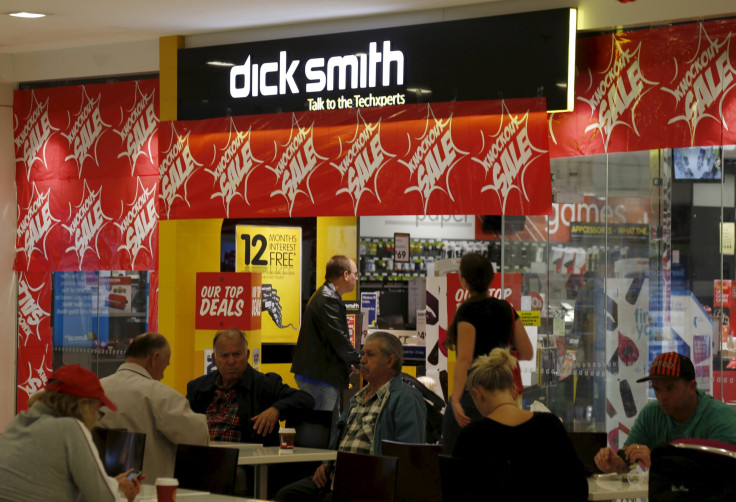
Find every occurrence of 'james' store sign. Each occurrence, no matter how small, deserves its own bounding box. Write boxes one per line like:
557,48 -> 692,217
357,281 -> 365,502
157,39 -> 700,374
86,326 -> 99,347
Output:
177,8 -> 575,120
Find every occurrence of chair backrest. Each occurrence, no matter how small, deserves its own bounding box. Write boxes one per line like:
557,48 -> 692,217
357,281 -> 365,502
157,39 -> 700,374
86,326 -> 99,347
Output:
174,444 -> 238,495
285,409 -> 333,448
381,440 -> 443,502
650,443 -> 736,501
91,428 -> 146,477
332,451 -> 398,502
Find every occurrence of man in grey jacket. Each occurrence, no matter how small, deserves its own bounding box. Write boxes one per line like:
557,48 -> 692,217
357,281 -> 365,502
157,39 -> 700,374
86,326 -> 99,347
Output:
291,255 -> 361,426
98,332 -> 210,483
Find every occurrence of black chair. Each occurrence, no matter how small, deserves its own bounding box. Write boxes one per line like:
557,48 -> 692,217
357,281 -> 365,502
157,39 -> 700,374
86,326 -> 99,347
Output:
381,440 -> 443,502
332,451 -> 398,502
174,444 -> 238,495
91,428 -> 146,477
649,441 -> 736,501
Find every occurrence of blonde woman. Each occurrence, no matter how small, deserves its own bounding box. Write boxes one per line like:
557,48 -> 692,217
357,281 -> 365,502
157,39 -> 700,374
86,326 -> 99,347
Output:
452,348 -> 588,501
0,364 -> 141,502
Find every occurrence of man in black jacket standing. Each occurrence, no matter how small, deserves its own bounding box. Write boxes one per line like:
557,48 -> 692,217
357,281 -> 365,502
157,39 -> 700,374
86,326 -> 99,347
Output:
187,329 -> 314,445
291,255 -> 361,431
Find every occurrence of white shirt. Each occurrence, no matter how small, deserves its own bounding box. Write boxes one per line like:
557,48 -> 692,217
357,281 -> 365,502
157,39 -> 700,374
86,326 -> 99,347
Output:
98,362 -> 210,482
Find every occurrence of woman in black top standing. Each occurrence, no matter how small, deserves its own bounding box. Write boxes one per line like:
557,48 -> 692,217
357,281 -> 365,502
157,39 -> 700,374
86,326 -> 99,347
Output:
441,252 -> 533,453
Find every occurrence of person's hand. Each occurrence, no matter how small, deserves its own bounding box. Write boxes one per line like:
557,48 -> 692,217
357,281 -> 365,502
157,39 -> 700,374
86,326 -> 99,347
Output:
350,364 -> 361,375
451,396 -> 470,427
115,470 -> 141,502
594,447 -> 628,474
251,406 -> 280,436
623,443 -> 651,469
312,463 -> 331,489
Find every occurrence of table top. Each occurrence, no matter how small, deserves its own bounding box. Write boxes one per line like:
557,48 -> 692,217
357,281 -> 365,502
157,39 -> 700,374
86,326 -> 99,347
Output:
135,485 -> 268,501
220,445 -> 338,465
209,440 -> 263,449
587,473 -> 648,501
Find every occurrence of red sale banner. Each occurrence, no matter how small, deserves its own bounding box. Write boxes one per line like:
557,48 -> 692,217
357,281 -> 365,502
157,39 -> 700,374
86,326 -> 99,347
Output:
195,272 -> 262,331
13,80 -> 159,273
159,98 -> 552,219
549,18 -> 736,157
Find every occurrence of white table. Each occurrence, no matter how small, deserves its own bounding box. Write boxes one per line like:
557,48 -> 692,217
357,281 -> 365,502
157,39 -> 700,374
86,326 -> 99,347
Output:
135,484 -> 268,501
587,474 -> 648,500
212,445 -> 337,499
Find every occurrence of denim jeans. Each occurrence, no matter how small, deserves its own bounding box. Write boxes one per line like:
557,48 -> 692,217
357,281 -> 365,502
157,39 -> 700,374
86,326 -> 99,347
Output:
295,377 -> 341,445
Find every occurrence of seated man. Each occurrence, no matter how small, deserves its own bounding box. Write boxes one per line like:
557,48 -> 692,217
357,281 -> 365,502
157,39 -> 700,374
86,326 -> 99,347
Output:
98,332 -> 209,482
274,331 -> 427,502
595,351 -> 736,473
187,329 -> 314,445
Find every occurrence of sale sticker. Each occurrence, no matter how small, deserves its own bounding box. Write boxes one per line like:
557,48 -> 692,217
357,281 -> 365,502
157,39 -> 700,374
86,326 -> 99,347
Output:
195,272 -> 262,330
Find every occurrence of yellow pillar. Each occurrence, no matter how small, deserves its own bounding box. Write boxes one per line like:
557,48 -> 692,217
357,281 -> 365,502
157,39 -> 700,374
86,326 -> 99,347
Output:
316,217 -> 358,301
159,36 -> 184,122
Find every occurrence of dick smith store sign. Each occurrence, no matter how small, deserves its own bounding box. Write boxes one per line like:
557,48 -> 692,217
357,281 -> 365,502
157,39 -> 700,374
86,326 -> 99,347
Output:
177,8 -> 575,120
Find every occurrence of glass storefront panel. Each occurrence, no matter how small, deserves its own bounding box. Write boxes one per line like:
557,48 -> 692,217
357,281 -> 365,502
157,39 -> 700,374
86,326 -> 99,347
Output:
51,271 -> 149,378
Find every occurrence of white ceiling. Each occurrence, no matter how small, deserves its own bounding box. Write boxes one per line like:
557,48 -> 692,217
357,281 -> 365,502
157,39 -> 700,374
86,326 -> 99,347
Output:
0,0 -> 509,54
2,0 -> 735,55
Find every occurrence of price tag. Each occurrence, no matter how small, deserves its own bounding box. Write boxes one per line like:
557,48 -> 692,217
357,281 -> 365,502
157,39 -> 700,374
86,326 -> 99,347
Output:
394,232 -> 410,263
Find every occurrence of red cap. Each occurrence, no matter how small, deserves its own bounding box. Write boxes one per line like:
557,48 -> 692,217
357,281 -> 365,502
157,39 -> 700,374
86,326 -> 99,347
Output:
46,364 -> 117,411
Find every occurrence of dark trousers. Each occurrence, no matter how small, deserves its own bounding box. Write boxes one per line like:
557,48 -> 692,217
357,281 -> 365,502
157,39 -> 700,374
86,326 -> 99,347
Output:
441,391 -> 483,454
273,476 -> 333,502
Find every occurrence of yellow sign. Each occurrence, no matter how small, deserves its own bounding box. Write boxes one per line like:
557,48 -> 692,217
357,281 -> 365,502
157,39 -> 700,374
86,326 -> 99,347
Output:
720,222 -> 735,256
236,225 -> 301,343
518,311 -> 541,327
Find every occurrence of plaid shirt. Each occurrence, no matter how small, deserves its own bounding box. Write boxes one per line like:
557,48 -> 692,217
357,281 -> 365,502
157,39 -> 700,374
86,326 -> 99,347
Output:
206,384 -> 241,442
339,380 -> 391,454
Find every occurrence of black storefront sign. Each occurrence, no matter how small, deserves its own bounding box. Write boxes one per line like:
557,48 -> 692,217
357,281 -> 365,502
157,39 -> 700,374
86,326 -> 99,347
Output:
178,8 -> 574,120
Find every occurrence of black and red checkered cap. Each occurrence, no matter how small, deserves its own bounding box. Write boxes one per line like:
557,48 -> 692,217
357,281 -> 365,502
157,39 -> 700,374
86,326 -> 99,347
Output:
636,352 -> 695,382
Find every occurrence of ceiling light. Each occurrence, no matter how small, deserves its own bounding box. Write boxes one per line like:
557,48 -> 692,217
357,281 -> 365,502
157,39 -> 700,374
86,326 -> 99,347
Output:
9,12 -> 46,18
207,61 -> 234,67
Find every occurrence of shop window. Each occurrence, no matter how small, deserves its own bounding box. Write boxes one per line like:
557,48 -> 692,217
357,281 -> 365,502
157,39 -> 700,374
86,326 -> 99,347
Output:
51,271 -> 149,377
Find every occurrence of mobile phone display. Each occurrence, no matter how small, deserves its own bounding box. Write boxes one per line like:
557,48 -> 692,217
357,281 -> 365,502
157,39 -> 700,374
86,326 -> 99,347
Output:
126,470 -> 142,481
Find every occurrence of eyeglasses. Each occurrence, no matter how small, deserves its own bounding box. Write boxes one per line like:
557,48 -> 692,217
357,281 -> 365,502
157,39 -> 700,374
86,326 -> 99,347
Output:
347,270 -> 360,279
97,409 -> 105,420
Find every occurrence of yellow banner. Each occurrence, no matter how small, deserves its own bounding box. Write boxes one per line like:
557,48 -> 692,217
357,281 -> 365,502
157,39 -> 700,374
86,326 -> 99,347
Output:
236,225 -> 301,343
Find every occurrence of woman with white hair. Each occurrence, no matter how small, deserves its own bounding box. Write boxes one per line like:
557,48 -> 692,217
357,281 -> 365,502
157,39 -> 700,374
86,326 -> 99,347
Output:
452,348 -> 588,501
0,364 -> 141,502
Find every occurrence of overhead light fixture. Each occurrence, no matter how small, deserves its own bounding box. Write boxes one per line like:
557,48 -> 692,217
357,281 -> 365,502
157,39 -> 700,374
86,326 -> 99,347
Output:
9,12 -> 46,18
207,61 -> 235,67
548,8 -> 577,114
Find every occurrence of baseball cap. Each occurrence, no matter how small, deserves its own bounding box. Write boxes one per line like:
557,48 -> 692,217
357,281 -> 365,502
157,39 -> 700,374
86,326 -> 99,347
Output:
46,364 -> 117,410
636,352 -> 695,383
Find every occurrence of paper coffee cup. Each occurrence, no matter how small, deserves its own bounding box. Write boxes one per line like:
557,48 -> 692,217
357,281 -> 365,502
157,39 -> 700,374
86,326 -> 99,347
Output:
279,427 -> 297,449
155,477 -> 178,502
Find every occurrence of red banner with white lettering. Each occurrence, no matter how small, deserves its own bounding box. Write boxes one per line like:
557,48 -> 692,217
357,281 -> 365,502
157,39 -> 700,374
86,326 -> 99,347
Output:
549,18 -> 736,157
195,273 -> 262,331
13,80 -> 159,272
159,98 -> 552,219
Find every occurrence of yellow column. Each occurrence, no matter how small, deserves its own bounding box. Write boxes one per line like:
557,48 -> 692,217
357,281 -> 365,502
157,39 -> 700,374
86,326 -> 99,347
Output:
316,217 -> 358,300
159,36 -> 184,122
158,219 -> 223,394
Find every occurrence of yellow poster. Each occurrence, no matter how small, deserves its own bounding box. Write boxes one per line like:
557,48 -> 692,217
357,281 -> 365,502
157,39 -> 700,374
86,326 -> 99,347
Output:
236,225 -> 301,343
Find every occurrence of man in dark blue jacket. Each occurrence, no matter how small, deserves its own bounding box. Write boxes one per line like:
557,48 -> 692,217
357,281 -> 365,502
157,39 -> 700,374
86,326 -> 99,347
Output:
187,329 -> 314,445
291,255 -> 361,428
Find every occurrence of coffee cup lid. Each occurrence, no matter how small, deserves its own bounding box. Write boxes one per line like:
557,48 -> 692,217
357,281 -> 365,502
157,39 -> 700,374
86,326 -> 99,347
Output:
155,477 -> 179,486
280,427 -> 297,434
